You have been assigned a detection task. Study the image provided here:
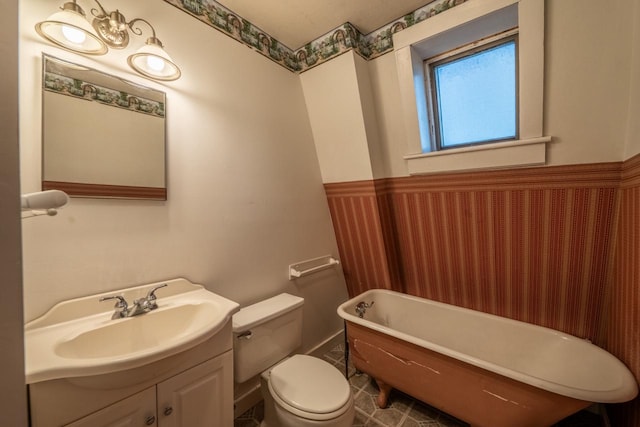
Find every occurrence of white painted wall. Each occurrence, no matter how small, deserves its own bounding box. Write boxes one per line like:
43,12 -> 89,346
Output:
354,53 -> 387,180
300,51 -> 377,183
19,0 -> 348,353
543,0 -> 634,166
305,0 -> 639,180
624,0 -> 640,158
367,54 -> 410,178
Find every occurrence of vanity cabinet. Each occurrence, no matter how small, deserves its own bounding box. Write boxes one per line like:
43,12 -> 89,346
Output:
157,350 -> 232,427
64,351 -> 233,427
65,386 -> 157,427
29,320 -> 235,427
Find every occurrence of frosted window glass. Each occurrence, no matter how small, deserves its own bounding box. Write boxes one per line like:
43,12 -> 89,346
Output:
434,40 -> 516,148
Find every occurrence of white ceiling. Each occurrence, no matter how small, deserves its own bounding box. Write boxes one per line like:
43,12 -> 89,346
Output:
217,0 -> 435,49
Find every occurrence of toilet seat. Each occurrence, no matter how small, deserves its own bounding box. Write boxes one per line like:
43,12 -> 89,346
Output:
268,354 -> 352,421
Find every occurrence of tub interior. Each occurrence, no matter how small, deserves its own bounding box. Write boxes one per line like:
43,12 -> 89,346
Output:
342,291 -> 634,397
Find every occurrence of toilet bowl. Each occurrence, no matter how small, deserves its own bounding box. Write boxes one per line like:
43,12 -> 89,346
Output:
232,293 -> 355,427
261,355 -> 355,427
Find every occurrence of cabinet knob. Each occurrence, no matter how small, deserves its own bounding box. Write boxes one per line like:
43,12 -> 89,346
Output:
164,406 -> 173,416
145,415 -> 156,425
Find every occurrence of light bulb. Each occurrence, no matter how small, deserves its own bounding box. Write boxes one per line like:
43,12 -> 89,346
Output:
146,55 -> 166,72
61,25 -> 86,44
127,38 -> 181,80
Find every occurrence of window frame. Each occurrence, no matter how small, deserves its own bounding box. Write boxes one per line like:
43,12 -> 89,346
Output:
426,31 -> 520,151
393,0 -> 549,175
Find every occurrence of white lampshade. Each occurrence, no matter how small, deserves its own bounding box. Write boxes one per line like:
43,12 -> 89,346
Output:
127,37 -> 181,81
35,1 -> 108,55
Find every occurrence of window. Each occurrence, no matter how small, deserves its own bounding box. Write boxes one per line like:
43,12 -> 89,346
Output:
426,35 -> 518,150
393,0 -> 548,174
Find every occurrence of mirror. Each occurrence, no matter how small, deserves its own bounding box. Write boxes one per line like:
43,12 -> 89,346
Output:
41,54 -> 166,200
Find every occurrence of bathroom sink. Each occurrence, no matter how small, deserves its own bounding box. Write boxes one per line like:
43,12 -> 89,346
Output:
25,278 -> 240,384
55,303 -> 216,359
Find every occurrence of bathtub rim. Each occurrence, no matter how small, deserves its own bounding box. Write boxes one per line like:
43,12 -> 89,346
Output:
337,289 -> 638,404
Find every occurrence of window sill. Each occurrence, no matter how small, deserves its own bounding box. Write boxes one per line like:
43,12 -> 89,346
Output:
403,136 -> 551,175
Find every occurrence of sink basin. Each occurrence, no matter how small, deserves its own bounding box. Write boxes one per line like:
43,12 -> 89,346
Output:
55,303 -> 217,359
25,278 -> 240,384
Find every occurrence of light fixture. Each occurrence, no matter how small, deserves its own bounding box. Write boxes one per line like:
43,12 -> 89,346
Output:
35,0 -> 181,81
35,0 -> 108,55
126,22 -> 182,81
21,190 -> 70,219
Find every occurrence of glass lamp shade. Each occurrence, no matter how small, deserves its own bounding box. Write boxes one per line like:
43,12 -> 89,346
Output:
127,38 -> 181,81
35,3 -> 108,55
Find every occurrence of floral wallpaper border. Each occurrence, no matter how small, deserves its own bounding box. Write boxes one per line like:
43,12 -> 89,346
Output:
163,0 -> 468,73
44,71 -> 165,117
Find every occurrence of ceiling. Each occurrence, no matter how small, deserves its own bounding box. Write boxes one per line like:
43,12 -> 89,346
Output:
217,0 -> 435,49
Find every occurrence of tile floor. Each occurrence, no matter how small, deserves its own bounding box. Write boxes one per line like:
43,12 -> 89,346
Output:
234,343 -> 605,427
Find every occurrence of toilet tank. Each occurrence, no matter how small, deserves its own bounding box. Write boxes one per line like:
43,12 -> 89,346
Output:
232,293 -> 304,383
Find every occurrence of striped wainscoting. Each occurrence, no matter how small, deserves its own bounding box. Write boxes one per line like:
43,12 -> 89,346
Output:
325,163 -> 622,341
324,180 -> 402,296
608,154 -> 640,427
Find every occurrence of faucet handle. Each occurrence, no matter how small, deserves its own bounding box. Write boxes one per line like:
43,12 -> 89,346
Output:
356,301 -> 374,309
355,300 -> 375,318
100,295 -> 128,308
145,283 -> 168,309
99,295 -> 129,318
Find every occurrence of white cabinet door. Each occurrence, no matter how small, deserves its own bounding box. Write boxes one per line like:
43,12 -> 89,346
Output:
65,386 -> 157,427
157,350 -> 233,427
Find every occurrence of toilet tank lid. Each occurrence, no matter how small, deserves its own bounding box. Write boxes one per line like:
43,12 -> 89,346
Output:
232,293 -> 304,333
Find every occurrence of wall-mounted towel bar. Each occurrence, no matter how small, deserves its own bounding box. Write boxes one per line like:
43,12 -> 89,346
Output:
288,255 -> 340,280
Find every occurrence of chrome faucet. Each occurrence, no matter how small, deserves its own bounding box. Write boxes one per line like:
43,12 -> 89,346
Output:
131,283 -> 168,316
99,283 -> 168,319
355,301 -> 374,318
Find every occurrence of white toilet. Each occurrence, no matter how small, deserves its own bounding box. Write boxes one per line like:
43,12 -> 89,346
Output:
233,293 -> 355,427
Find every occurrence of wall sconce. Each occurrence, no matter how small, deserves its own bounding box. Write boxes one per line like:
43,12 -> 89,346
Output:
35,0 -> 181,81
21,190 -> 69,219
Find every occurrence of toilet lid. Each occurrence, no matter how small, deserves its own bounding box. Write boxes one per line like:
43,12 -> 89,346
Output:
269,354 -> 351,415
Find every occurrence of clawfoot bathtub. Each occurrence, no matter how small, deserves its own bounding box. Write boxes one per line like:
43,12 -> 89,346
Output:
338,289 -> 637,427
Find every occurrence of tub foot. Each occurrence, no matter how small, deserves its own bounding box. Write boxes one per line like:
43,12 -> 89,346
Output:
374,379 -> 392,408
